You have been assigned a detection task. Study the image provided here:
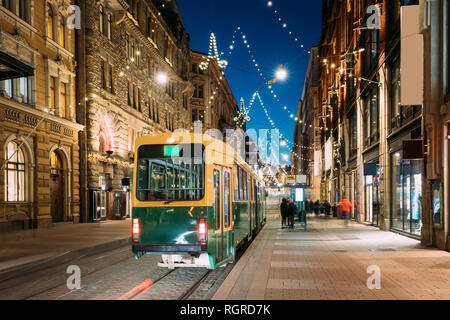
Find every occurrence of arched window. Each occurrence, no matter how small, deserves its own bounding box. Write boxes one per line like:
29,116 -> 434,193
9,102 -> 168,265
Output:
59,15 -> 66,48
5,142 -> 25,202
47,5 -> 55,40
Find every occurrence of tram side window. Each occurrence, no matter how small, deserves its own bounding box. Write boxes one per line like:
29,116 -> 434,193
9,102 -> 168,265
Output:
239,166 -> 244,200
243,170 -> 248,200
233,164 -> 239,201
214,170 -> 221,230
224,171 -> 231,228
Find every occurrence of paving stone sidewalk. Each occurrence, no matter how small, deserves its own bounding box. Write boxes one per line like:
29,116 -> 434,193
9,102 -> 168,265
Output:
0,220 -> 131,279
213,212 -> 450,300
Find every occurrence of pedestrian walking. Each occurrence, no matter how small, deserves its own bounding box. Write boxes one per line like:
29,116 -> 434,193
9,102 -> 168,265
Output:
339,198 -> 353,226
287,200 -> 297,229
280,198 -> 288,228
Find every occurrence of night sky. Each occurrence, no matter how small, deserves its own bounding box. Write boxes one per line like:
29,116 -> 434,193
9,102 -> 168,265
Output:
177,0 -> 323,164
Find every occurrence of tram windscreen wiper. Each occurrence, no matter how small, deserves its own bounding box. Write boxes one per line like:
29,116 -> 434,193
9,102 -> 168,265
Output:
164,200 -> 175,205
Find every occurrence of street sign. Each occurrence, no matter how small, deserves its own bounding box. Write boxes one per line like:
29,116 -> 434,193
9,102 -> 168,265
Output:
296,175 -> 308,185
403,139 -> 425,160
286,175 -> 296,184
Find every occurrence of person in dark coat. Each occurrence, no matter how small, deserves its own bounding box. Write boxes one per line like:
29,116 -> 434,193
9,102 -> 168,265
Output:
305,200 -> 311,213
324,201 -> 331,216
313,200 -> 319,215
287,200 -> 297,228
280,198 -> 288,228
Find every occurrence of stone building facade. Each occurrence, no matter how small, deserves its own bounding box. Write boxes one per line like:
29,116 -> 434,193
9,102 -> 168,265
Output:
311,0 -> 427,242
190,50 -> 237,134
292,46 -> 320,201
76,0 -> 192,222
421,0 -> 450,251
0,0 -> 83,232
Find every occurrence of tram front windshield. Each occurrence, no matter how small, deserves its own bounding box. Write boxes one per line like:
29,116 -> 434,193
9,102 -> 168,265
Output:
136,144 -> 205,202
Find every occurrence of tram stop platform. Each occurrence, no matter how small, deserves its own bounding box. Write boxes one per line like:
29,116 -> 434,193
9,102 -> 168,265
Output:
213,210 -> 450,300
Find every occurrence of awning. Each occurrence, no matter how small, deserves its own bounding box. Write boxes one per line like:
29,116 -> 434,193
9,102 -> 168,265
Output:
0,51 -> 34,81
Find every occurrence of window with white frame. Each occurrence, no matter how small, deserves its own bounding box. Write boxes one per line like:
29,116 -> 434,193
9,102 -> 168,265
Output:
2,77 -> 33,105
5,141 -> 25,202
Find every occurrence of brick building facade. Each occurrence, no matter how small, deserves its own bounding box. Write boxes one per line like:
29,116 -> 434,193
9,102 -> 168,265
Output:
76,0 -> 193,222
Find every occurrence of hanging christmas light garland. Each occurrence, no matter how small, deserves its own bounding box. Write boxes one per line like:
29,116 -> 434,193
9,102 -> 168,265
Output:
248,91 -> 313,162
265,1 -> 311,55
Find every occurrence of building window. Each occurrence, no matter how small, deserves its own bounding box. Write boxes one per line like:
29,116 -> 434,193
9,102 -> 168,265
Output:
1,0 -> 12,11
138,88 -> 142,112
348,109 -> 357,159
4,79 -> 13,98
107,12 -> 112,40
183,93 -> 188,109
198,85 -> 204,99
363,85 -> 379,147
5,141 -> 25,202
127,81 -> 131,106
60,82 -> 69,119
99,5 -> 112,40
50,76 -> 56,113
59,15 -> 66,48
192,63 -> 198,73
133,84 -> 137,109
16,0 -> 28,22
19,77 -> 28,104
391,58 -> 401,129
1,0 -> 29,23
108,64 -> 114,94
47,5 -> 55,40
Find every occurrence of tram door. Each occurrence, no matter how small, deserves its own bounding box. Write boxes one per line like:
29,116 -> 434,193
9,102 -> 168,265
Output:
214,167 -> 232,263
213,169 -> 222,262
253,179 -> 258,232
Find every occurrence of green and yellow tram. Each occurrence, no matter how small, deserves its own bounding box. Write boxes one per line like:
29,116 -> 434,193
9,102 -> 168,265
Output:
131,132 -> 266,269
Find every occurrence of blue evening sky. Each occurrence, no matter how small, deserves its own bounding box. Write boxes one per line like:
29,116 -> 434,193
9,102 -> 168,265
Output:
177,0 -> 323,164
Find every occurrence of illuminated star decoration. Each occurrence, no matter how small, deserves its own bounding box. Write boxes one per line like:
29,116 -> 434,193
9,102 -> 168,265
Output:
200,33 -> 228,71
234,97 -> 251,127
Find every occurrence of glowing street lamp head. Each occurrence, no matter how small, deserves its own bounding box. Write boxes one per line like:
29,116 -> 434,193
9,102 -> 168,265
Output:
275,66 -> 288,82
156,73 -> 168,84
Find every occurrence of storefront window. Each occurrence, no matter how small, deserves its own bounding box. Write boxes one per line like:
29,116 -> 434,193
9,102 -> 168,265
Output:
364,163 -> 380,226
391,150 -> 422,236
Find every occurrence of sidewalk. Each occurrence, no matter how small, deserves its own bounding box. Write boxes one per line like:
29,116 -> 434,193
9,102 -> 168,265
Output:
0,220 -> 131,281
213,211 -> 450,300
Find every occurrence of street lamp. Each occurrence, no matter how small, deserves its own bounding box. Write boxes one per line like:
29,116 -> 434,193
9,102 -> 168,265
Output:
275,65 -> 288,82
156,72 -> 168,84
